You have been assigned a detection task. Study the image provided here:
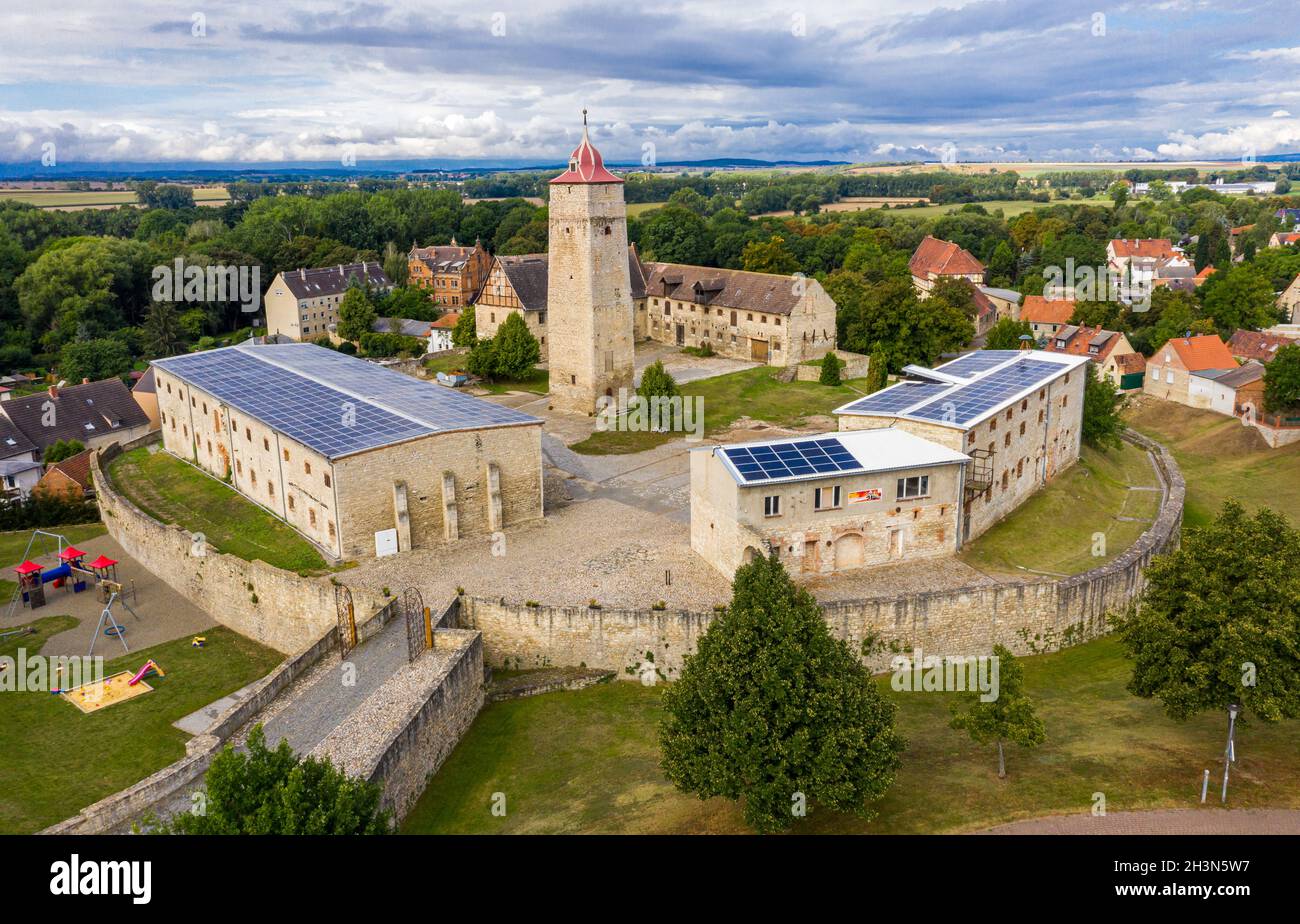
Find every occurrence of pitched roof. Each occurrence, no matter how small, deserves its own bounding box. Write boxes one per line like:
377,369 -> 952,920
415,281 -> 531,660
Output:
1272,232 -> 1300,246
410,243 -> 480,272
1043,325 -> 1127,363
45,448 -> 93,490
374,317 -> 435,338
132,365 -> 156,395
1114,352 -> 1147,374
431,312 -> 460,330
642,261 -> 818,316
496,255 -> 549,311
970,286 -> 996,321
1020,295 -> 1076,326
0,414 -> 37,460
1200,360 -> 1264,389
909,236 -> 985,279
1228,329 -> 1291,363
1109,238 -> 1176,259
0,378 -> 150,453
151,343 -> 539,460
1162,334 -> 1237,372
279,262 -> 391,299
550,120 -> 622,185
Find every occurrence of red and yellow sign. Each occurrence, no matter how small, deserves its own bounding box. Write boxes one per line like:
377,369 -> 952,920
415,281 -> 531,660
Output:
848,488 -> 881,503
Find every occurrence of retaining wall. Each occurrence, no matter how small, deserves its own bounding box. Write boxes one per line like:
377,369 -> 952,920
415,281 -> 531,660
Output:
462,430 -> 1184,677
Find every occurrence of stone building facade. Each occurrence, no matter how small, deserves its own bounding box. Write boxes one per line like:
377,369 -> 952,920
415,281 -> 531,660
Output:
638,262 -> 836,366
263,262 -> 393,341
690,428 -> 969,580
545,117 -> 636,415
1143,334 -> 1237,407
408,240 -> 492,309
152,343 -> 543,560
835,350 -> 1090,543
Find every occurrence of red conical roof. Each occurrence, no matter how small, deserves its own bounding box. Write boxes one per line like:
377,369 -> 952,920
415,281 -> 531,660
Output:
58,547 -> 87,561
550,111 -> 622,185
88,555 -> 118,570
14,560 -> 42,575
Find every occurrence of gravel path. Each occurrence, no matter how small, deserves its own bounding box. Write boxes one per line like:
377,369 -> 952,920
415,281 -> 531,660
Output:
977,808 -> 1300,835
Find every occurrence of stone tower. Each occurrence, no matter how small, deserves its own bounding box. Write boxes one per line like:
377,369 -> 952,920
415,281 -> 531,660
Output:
546,112 -> 635,415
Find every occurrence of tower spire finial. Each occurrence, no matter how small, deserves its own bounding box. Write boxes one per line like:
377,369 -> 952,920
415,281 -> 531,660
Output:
582,108 -> 588,128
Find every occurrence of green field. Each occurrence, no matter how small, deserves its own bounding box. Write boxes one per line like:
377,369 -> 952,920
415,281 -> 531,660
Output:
571,366 -> 871,454
626,202 -> 666,217
1124,398 -> 1300,529
424,350 -> 549,395
959,442 -> 1161,577
0,619 -> 280,833
0,186 -> 229,209
107,447 -> 328,573
401,635 -> 1300,834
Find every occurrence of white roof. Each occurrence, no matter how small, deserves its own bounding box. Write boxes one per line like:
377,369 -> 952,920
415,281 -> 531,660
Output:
702,427 -> 969,487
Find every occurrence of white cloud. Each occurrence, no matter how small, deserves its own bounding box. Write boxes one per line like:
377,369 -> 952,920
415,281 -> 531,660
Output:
1156,117 -> 1300,159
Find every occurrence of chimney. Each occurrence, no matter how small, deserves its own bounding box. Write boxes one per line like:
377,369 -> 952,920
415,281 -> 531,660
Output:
47,384 -> 58,400
338,264 -> 344,276
299,268 -> 305,280
81,377 -> 90,385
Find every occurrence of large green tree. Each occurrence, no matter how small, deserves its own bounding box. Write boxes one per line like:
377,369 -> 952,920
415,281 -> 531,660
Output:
1119,501 -> 1300,734
492,312 -> 541,379
336,285 -> 377,343
1081,363 -> 1124,450
984,317 -> 1032,351
58,338 -> 132,383
164,725 -> 392,834
637,359 -> 679,400
1200,264 -> 1279,337
659,554 -> 905,832
1264,343 -> 1300,413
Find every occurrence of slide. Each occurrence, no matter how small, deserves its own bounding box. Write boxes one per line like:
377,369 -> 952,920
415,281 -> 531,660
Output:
128,660 -> 163,686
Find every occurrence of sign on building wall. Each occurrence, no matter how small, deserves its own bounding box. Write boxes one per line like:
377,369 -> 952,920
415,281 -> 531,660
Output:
375,528 -> 399,558
849,488 -> 881,503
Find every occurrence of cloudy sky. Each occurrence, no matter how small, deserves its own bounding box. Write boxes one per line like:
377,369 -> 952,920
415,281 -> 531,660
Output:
1,0 -> 1299,166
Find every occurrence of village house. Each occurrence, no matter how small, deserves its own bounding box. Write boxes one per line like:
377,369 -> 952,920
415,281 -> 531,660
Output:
908,235 -> 985,297
372,317 -> 439,353
0,378 -> 152,458
1041,324 -> 1140,388
690,428 -> 970,579
1188,361 -> 1265,418
130,367 -> 161,431
833,349 -> 1090,543
263,262 -> 393,341
429,312 -> 459,352
151,342 -> 544,560
1280,273 -> 1300,325
639,261 -> 836,366
1107,238 -> 1179,301
1269,231 -> 1300,249
1228,329 -> 1291,364
1020,296 -> 1076,340
33,448 -> 94,501
1143,334 -> 1238,407
978,286 -> 1022,322
0,414 -> 38,464
0,459 -> 42,499
408,240 -> 492,309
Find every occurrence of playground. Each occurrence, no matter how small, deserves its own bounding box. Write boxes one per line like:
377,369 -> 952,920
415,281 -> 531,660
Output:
2,529 -> 213,658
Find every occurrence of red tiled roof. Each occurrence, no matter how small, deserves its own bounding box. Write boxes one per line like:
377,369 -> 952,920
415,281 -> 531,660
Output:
909,236 -> 985,279
1273,232 -> 1300,246
1043,325 -> 1127,363
550,118 -> 622,185
1195,266 -> 1217,280
1163,334 -> 1237,372
1114,352 -> 1147,374
1020,296 -> 1076,326
431,311 -> 461,330
1109,238 -> 1175,259
1228,329 -> 1291,363
47,448 -> 93,490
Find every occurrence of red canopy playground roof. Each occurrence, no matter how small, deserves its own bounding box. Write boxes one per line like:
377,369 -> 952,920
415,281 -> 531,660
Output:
87,555 -> 118,570
14,560 -> 42,575
58,547 -> 87,561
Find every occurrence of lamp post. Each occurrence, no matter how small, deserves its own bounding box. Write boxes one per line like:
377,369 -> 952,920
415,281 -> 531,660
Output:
1221,703 -> 1240,803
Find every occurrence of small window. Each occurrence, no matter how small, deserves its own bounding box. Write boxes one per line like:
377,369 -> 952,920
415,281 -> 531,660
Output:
896,476 -> 929,500
328,521 -> 336,540
288,496 -> 295,511
283,448 -> 290,462
236,460 -> 242,474
263,437 -> 269,451
764,495 -> 781,517
250,470 -> 257,485
1004,432 -> 1011,448
304,461 -> 312,475
309,509 -> 316,527
1062,395 -> 1069,407
814,486 -> 841,510
268,482 -> 274,498
1019,421 -> 1026,436
245,428 -> 251,442
324,472 -> 331,488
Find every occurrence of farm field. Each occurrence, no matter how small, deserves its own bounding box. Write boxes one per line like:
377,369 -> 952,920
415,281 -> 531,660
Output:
107,446 -> 329,574
0,619 -> 280,833
1124,395 -> 1300,529
626,201 -> 666,217
401,635 -> 1300,834
959,441 -> 1160,578
0,186 -> 229,210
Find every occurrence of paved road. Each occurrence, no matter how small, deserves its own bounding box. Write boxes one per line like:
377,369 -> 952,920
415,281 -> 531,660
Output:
977,808 -> 1300,835
260,615 -> 408,756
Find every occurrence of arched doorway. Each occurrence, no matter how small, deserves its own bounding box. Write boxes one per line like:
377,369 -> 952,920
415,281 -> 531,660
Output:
834,533 -> 865,570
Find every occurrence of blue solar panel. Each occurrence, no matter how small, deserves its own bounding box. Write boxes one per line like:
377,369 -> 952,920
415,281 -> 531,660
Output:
910,358 -> 1061,426
838,381 -> 951,415
936,350 -> 1020,378
721,436 -> 865,484
153,344 -> 538,459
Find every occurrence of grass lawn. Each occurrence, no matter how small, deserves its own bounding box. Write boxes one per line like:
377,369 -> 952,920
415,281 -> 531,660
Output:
571,366 -> 871,454
0,620 -> 281,833
1124,398 -> 1300,530
107,447 -> 328,573
959,442 -> 1160,577
401,635 -> 1300,834
424,350 -> 549,395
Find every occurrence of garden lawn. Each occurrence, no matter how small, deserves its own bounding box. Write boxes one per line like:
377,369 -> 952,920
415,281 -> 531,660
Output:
571,366 -> 872,454
424,350 -> 548,394
0,622 -> 281,833
401,636 -> 1300,834
107,447 -> 328,573
1124,397 -> 1300,529
959,441 -> 1160,577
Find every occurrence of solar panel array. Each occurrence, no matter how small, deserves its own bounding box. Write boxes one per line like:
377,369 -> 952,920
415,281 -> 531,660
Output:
153,345 -> 537,459
910,358 -> 1060,426
838,381 -> 951,416
935,350 -> 1020,378
721,437 -> 861,484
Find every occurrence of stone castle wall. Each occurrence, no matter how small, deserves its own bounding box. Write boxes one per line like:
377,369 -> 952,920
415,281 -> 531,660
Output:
463,430 -> 1182,678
